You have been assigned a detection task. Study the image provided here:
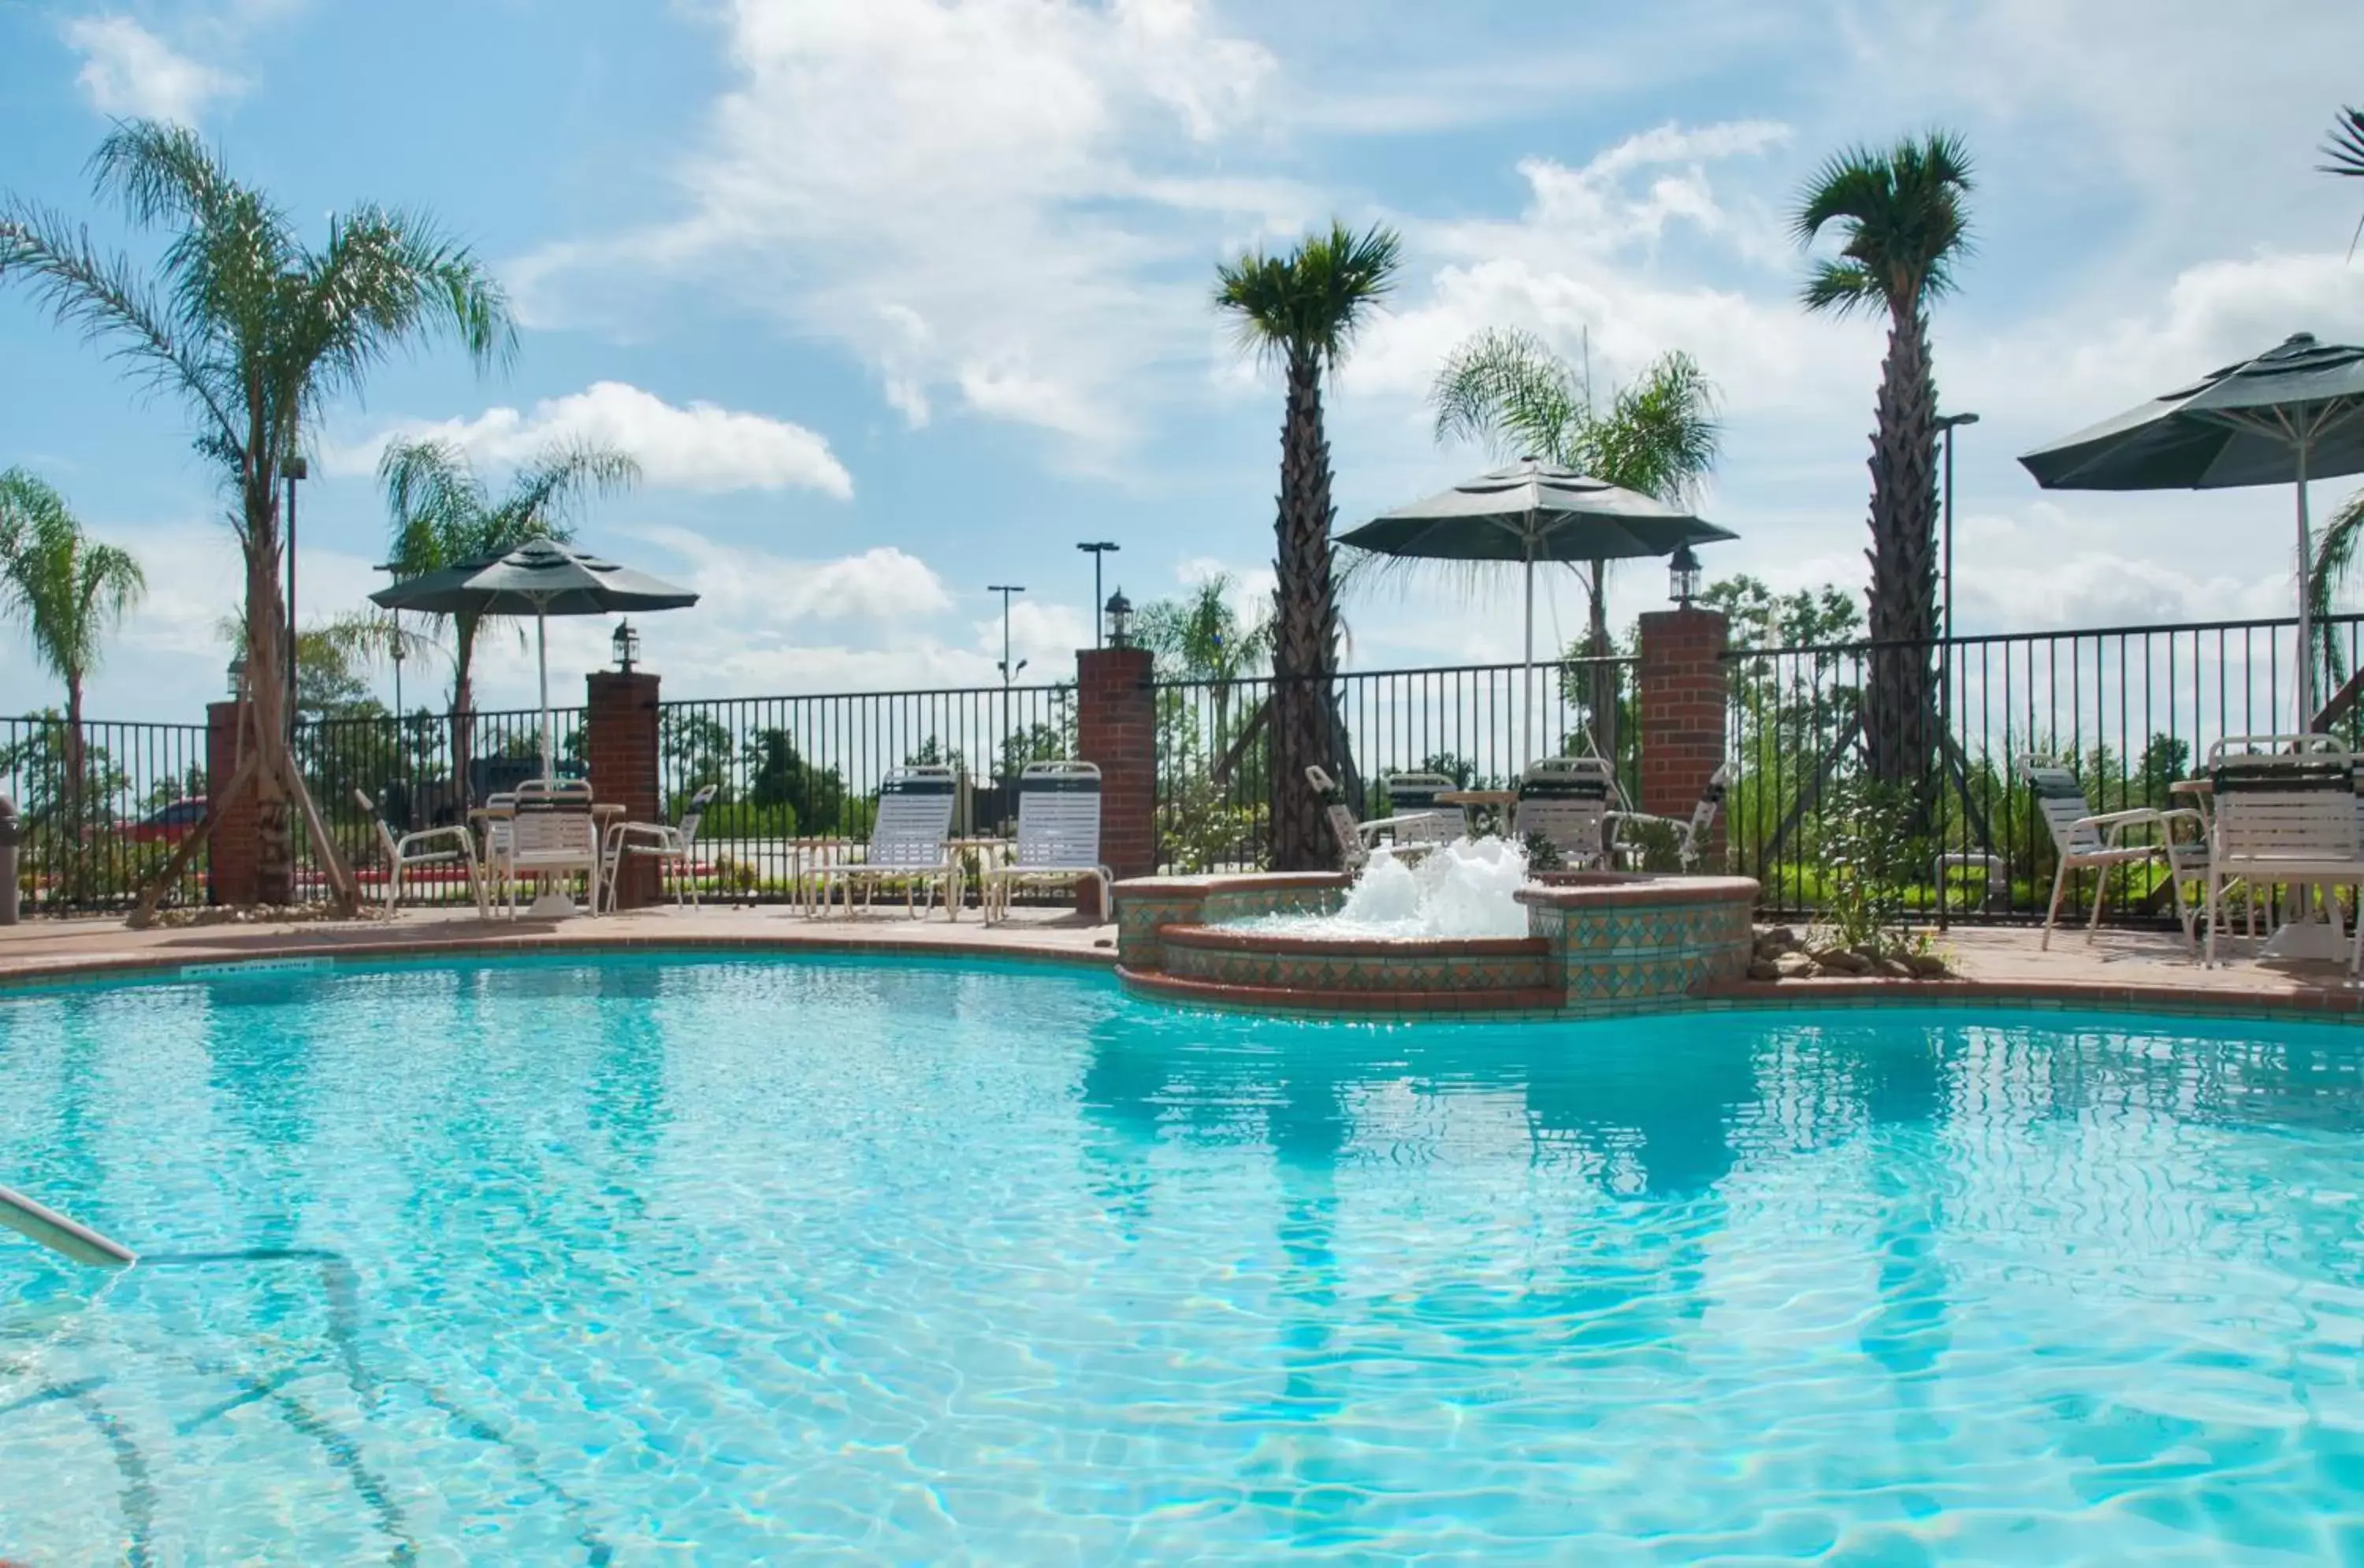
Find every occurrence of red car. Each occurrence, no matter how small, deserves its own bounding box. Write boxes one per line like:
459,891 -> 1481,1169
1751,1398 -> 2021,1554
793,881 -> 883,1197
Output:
125,797 -> 207,844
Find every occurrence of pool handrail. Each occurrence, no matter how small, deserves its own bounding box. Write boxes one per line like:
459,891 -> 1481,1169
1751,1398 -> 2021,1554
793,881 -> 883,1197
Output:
0,1182 -> 136,1267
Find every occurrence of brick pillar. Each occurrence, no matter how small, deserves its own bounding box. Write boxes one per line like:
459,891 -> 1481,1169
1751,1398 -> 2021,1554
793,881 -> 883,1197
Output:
1637,607 -> 1730,868
205,700 -> 262,906
586,670 -> 662,908
1077,645 -> 1156,889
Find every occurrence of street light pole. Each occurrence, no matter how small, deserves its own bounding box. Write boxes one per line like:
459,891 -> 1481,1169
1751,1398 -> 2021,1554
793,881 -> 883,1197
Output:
1075,542 -> 1118,647
1936,413 -> 1978,645
987,585 -> 1027,688
283,455 -> 307,741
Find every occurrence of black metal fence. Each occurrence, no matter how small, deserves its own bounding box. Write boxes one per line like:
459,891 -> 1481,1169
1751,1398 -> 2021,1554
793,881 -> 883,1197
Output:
1729,612 -> 2364,926
1150,659 -> 1639,874
1,714 -> 209,915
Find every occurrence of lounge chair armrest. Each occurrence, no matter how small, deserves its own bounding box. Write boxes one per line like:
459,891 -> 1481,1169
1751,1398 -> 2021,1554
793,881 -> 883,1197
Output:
1355,812 -> 1440,842
398,823 -> 476,856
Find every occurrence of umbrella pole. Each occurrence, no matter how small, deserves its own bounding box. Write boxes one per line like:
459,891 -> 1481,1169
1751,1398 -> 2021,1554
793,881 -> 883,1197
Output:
537,604 -> 554,785
2297,439 -> 2317,728
1522,544 -> 1536,767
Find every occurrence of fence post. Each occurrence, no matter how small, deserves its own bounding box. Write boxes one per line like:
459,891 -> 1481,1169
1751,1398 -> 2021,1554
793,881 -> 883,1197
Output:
587,670 -> 662,908
205,700 -> 262,906
1078,645 -> 1156,903
1637,607 -> 1730,868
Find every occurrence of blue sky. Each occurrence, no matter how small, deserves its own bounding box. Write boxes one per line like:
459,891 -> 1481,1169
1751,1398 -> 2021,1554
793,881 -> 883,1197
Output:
2,0 -> 2361,722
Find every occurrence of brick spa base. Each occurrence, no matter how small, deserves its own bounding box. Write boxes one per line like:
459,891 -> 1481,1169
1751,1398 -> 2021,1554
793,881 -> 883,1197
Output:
1113,870 -> 1759,1020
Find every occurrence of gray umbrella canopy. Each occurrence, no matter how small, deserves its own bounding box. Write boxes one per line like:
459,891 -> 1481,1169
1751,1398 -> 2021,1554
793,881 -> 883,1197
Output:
2020,333 -> 2364,721
370,538 -> 699,782
1340,460 -> 1736,563
1340,459 -> 1735,760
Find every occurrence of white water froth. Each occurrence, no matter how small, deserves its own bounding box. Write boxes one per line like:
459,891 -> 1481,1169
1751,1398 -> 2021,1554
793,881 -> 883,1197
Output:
1238,837 -> 1532,940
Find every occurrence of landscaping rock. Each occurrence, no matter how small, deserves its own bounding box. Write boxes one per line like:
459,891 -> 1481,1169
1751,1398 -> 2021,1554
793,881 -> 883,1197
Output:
1754,926 -> 1799,953
1813,948 -> 1874,975
1748,959 -> 1782,981
1906,953 -> 1950,979
1773,952 -> 1816,979
1875,957 -> 1916,980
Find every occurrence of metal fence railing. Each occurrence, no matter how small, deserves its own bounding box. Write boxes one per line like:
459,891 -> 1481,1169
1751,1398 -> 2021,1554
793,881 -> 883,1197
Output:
1728,612 -> 2364,926
1150,659 -> 1638,875
1,714 -> 210,915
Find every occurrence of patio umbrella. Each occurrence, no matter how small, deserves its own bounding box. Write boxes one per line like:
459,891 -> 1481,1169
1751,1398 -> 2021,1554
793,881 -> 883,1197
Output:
2020,332 -> 2364,723
369,537 -> 699,784
1339,458 -> 1736,761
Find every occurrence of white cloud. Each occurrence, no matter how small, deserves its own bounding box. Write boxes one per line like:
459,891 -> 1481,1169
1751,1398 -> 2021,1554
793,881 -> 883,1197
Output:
330,382 -> 853,499
61,16 -> 240,124
512,0 -> 1283,446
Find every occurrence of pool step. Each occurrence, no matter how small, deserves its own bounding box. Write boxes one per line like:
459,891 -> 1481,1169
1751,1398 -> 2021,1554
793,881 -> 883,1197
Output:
1119,965 -> 1565,1016
1156,924 -> 1553,994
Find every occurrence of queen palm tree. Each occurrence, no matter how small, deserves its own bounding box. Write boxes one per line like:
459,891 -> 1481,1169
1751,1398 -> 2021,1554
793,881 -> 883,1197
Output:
0,468 -> 144,834
0,120 -> 511,917
1430,329 -> 1720,760
377,437 -> 640,801
1792,132 -> 1973,806
1215,221 -> 1402,869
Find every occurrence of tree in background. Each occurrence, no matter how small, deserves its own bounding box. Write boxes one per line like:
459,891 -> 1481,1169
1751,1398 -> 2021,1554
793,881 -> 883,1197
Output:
1215,221 -> 1403,870
750,729 -> 846,834
1431,329 -> 1721,760
0,121 -> 511,916
0,468 -> 144,834
379,437 -> 639,804
1136,572 -> 1274,735
1792,132 -> 1973,812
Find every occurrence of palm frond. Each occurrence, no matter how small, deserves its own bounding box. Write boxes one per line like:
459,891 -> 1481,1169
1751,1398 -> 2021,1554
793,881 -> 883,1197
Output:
0,472 -> 143,686
1791,131 -> 1974,316
292,204 -> 515,421
1429,327 -> 1585,463
2310,485 -> 2364,618
1801,258 -> 1881,317
1593,351 -> 1721,503
491,440 -> 641,541
1214,220 -> 1403,369
2320,106 -> 2364,180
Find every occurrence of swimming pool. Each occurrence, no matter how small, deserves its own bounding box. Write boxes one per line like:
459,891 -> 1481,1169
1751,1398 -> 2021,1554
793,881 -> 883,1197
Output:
4,953 -> 2362,1562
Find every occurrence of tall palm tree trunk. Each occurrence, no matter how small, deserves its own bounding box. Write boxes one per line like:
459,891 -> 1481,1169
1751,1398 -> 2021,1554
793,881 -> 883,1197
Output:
1864,305 -> 1942,813
1270,353 -> 1340,871
61,673 -> 86,835
243,534 -> 296,904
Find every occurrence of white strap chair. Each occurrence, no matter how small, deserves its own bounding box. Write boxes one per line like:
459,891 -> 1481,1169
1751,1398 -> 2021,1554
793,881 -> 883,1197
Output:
602,783 -> 718,912
1308,766 -> 1451,872
1511,756 -> 1618,869
2205,738 -> 2364,972
981,760 -> 1112,924
354,789 -> 485,917
802,764 -> 961,919
1607,760 -> 1731,871
2018,755 -> 2205,949
495,778 -> 602,918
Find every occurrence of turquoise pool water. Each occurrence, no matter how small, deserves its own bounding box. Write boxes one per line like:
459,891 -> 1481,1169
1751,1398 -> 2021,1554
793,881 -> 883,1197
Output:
4,956 -> 2364,1562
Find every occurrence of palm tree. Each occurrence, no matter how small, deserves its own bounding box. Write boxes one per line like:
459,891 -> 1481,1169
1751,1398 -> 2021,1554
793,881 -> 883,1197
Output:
1430,328 -> 1720,759
1136,572 -> 1275,730
1792,132 -> 1973,806
1214,221 -> 1403,870
0,468 -> 144,834
2326,105 -> 2364,250
377,437 -> 639,801
0,120 -> 511,916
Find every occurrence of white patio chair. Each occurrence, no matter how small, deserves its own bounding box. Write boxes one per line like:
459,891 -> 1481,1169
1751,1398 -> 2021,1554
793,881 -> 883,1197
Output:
980,760 -> 1112,924
1377,771 -> 1463,849
601,783 -> 718,912
1606,760 -> 1732,871
493,778 -> 602,919
801,764 -> 961,919
354,788 -> 485,917
1307,766 -> 1451,873
2019,755 -> 2206,950
1511,756 -> 1619,870
2205,738 -> 2364,972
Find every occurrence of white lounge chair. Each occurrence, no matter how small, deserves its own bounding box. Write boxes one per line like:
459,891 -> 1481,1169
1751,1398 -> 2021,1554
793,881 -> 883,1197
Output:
1607,760 -> 1731,871
354,788 -> 485,916
1377,771 -> 1463,849
1512,756 -> 1618,870
2204,738 -> 2364,972
802,764 -> 961,919
493,778 -> 603,919
2019,755 -> 2205,950
1308,765 -> 1451,872
602,783 -> 718,912
980,760 -> 1113,924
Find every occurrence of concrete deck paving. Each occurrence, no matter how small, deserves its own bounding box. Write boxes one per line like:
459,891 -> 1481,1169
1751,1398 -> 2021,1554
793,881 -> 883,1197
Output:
0,905 -> 2355,1016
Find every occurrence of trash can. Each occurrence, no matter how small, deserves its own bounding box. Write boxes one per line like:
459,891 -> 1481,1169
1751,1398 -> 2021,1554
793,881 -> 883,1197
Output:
0,797 -> 20,926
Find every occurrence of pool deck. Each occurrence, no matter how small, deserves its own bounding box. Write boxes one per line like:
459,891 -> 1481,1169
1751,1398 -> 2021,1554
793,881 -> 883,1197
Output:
0,907 -> 2355,1016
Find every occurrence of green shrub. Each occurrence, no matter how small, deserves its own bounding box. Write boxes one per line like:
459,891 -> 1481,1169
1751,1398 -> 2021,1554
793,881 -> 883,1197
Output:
1815,778 -> 1931,958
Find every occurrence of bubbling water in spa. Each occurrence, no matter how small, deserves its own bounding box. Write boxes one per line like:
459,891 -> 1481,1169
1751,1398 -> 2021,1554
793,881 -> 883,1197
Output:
1235,837 -> 1533,940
